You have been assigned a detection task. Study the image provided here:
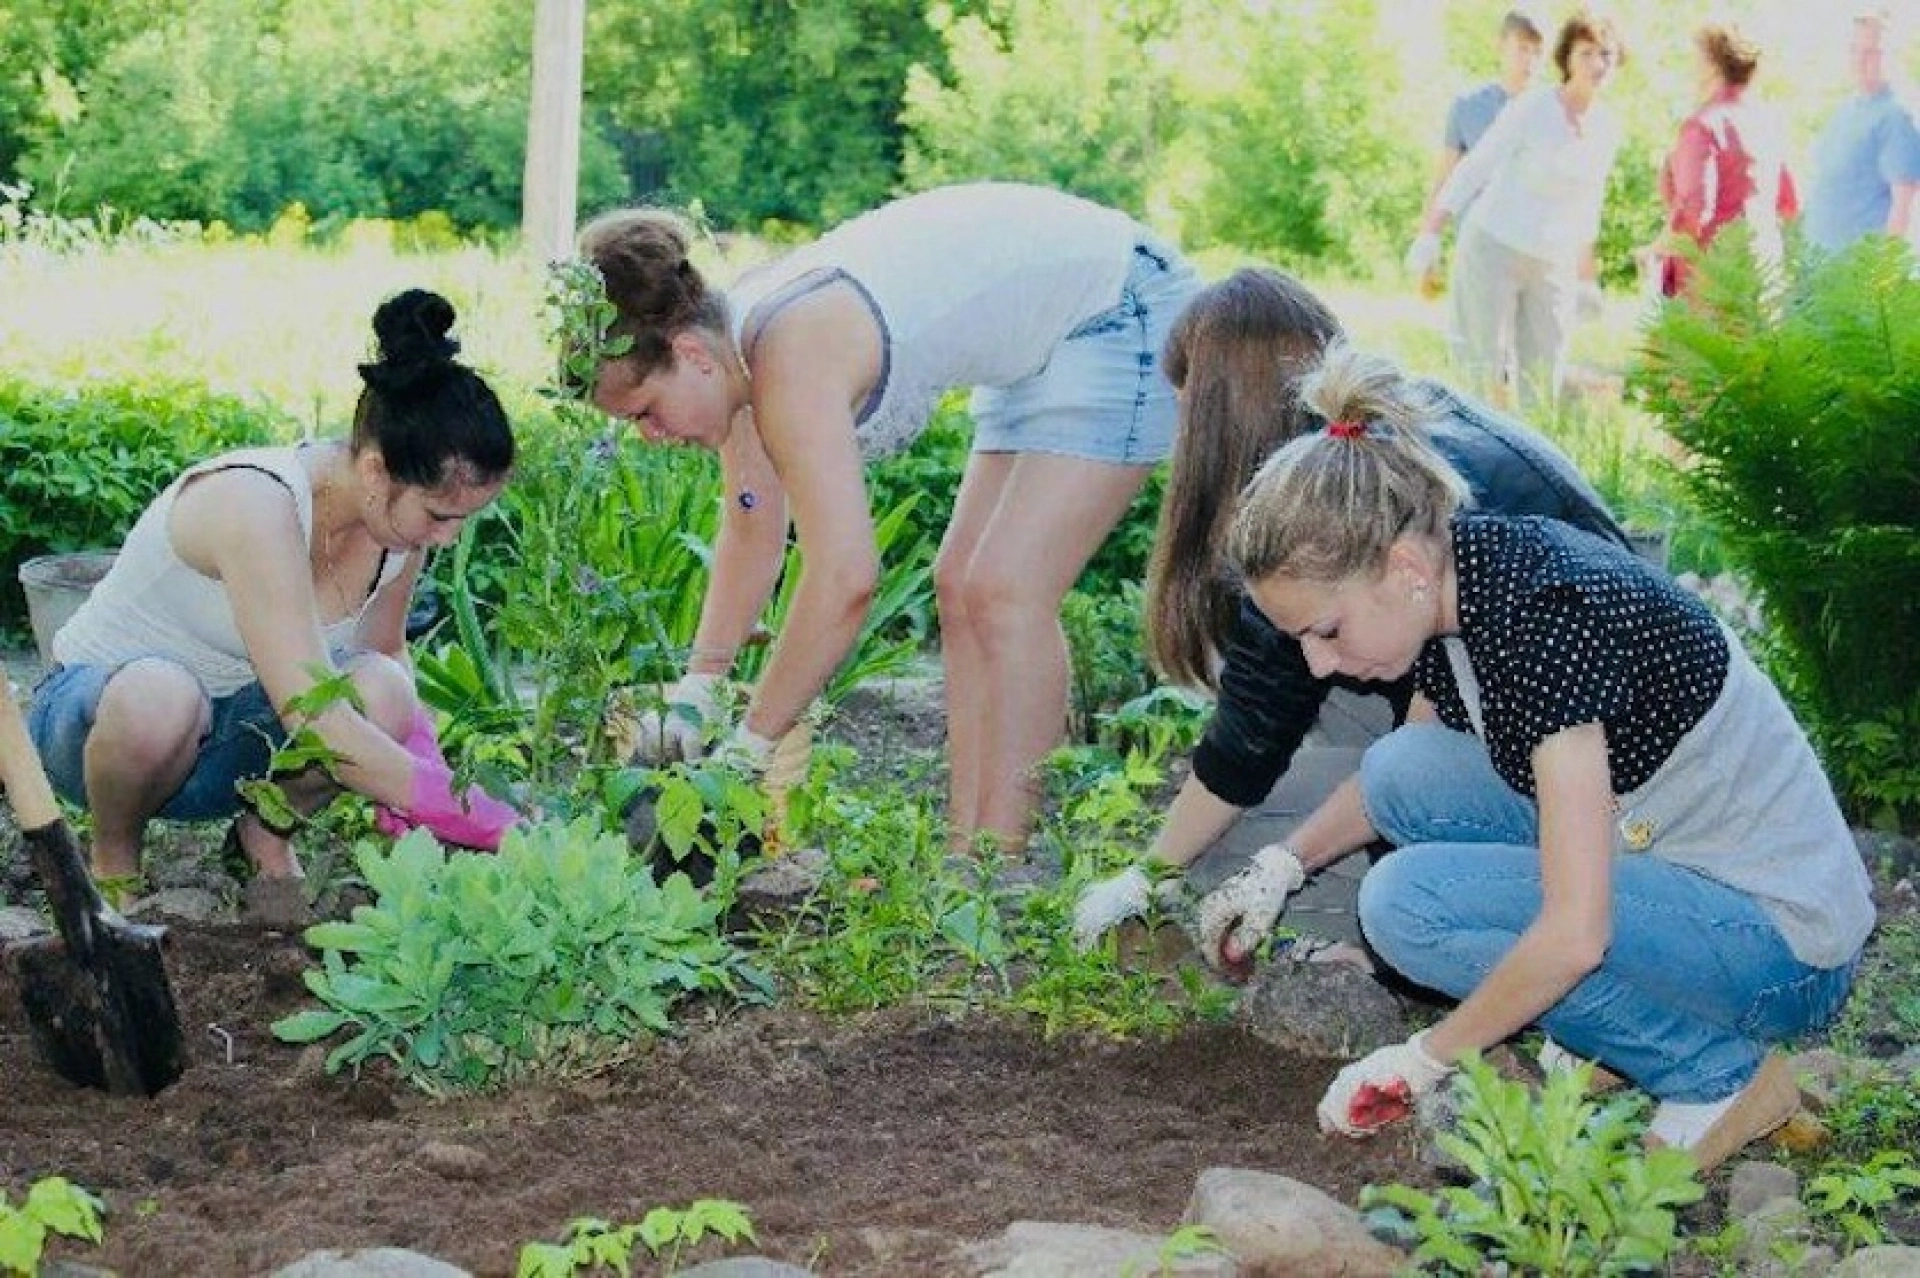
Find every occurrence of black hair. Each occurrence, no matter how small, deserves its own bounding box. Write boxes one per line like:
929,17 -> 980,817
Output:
351,289 -> 515,489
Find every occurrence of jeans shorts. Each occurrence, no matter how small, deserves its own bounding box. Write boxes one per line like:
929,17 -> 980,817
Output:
28,661 -> 289,823
970,236 -> 1200,466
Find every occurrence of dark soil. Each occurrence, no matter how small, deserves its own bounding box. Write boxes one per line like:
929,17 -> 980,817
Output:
0,667 -> 1430,1277
0,924 -> 1420,1276
3,662 -> 1915,1276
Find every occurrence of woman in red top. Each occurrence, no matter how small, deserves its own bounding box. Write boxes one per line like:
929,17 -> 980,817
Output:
1650,24 -> 1798,296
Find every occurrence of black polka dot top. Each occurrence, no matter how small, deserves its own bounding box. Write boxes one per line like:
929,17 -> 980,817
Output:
1415,514 -> 1728,797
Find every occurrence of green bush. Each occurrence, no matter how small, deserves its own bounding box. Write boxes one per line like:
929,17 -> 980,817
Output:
273,821 -> 768,1095
1630,233 -> 1920,828
0,375 -> 284,623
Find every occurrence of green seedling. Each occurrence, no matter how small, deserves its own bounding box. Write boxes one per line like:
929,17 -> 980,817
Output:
1805,1151 -> 1920,1249
516,1199 -> 755,1277
0,1176 -> 104,1276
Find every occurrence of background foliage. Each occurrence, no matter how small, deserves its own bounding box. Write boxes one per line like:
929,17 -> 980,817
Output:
6,0 -> 1899,274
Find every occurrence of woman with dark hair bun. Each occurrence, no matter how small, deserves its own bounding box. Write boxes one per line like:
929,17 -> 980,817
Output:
27,289 -> 520,920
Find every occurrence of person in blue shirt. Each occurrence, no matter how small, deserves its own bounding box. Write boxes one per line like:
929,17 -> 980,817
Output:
1413,9 -> 1545,305
1804,7 -> 1920,252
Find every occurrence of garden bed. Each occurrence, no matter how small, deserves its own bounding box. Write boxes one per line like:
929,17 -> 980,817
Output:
1,665 -> 1916,1275
0,920 -> 1421,1275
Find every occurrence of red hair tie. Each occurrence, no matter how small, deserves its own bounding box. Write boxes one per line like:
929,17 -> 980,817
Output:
1327,419 -> 1368,439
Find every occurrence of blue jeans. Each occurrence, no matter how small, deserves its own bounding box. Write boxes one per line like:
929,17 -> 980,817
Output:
1355,723 -> 1857,1102
29,661 -> 288,823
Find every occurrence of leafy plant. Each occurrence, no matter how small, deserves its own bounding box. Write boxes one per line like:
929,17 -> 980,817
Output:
0,1176 -> 104,1277
1363,1055 -> 1703,1275
1805,1152 -> 1920,1250
516,1200 -> 756,1277
0,373 -> 281,623
1828,918 -> 1920,1061
1631,233 -> 1920,829
273,819 -> 770,1094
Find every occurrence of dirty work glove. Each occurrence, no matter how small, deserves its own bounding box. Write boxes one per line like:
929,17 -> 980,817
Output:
1404,231 -> 1443,280
1072,865 -> 1182,951
608,673 -> 726,765
407,758 -> 522,851
1196,842 -> 1306,970
375,705 -> 449,838
1317,1030 -> 1453,1137
705,724 -> 777,777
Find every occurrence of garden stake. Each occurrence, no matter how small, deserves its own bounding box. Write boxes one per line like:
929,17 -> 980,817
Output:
0,684 -> 185,1096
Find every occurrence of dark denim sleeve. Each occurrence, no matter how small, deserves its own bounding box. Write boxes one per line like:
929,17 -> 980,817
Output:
1190,598 -> 1331,808
1423,383 -> 1630,551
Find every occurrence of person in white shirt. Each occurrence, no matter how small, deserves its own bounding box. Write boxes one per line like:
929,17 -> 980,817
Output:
1408,10 -> 1625,412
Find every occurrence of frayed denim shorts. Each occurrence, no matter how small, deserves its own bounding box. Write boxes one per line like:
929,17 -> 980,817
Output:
970,236 -> 1199,466
28,661 -> 289,823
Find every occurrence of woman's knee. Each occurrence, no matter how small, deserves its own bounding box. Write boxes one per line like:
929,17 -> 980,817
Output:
94,659 -> 210,763
1360,723 -> 1470,838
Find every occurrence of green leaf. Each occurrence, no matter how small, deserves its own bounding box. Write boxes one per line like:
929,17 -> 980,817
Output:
272,1008 -> 350,1044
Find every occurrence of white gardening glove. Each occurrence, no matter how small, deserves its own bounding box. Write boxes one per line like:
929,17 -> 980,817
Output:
1404,231 -> 1444,280
1196,842 -> 1306,970
1072,866 -> 1154,952
609,673 -> 726,765
705,723 -> 777,777
1317,1030 -> 1454,1137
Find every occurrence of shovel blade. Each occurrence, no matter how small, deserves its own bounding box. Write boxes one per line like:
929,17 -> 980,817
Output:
14,920 -> 185,1097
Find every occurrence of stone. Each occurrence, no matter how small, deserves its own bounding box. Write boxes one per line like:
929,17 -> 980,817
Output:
734,846 -> 828,914
128,886 -> 225,924
0,903 -> 51,945
244,876 -> 315,930
961,1221 -> 1235,1277
270,1248 -> 471,1278
1237,956 -> 1413,1059
1735,1197 -> 1815,1273
1726,1160 -> 1801,1218
1832,1246 -> 1920,1276
416,1141 -> 491,1181
1184,1167 -> 1404,1277
677,1261 -> 815,1277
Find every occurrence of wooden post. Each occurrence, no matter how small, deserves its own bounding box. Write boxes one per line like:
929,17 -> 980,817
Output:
522,0 -> 586,263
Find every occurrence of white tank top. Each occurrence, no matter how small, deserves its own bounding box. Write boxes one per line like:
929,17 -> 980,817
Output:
53,444 -> 408,697
726,183 -> 1140,458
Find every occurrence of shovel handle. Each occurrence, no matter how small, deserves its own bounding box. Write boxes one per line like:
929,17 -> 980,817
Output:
0,682 -> 61,831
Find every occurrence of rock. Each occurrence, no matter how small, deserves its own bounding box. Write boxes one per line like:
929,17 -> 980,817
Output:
734,847 -> 828,915
1832,1245 -> 1920,1276
1237,957 -> 1413,1059
0,903 -> 50,945
244,876 -> 315,929
1735,1197 -> 1815,1273
128,885 -> 225,924
1793,1048 -> 1856,1110
960,1221 -> 1236,1277
270,1248 -> 471,1277
677,1261 -> 814,1277
416,1141 -> 490,1181
1184,1167 -> 1404,1276
1726,1160 -> 1801,1217
1853,830 -> 1920,882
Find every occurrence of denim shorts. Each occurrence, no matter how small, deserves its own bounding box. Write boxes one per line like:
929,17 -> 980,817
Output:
28,661 -> 289,823
970,236 -> 1199,466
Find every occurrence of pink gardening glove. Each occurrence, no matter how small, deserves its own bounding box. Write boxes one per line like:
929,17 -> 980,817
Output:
405,758 -> 521,851
375,706 -> 450,838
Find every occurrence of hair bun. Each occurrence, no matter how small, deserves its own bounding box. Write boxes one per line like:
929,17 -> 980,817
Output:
361,288 -> 460,395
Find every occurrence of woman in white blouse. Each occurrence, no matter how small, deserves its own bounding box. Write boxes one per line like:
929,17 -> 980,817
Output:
1408,10 -> 1625,412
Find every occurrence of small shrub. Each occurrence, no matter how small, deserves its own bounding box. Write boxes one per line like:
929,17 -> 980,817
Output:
1631,233 -> 1920,828
1363,1055 -> 1703,1275
273,820 -> 770,1094
0,375 -> 284,622
1805,1152 -> 1920,1250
